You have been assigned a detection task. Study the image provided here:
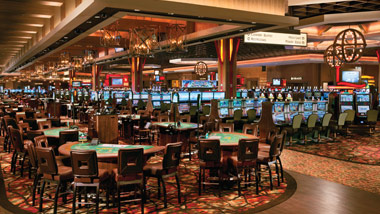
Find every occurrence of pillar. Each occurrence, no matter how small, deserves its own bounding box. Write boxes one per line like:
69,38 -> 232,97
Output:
131,57 -> 146,92
215,38 -> 240,99
91,64 -> 101,91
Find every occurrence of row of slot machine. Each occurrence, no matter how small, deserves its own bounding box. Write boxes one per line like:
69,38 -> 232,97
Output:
235,88 -> 330,102
338,92 -> 372,118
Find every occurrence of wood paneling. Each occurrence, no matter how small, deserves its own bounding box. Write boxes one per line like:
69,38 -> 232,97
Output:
95,115 -> 118,144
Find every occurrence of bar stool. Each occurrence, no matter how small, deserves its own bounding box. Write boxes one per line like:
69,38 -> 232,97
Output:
71,150 -> 111,214
144,142 -> 182,208
9,127 -> 28,177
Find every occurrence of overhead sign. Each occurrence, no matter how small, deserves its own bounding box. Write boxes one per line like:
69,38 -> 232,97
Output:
244,32 -> 307,47
291,77 -> 303,80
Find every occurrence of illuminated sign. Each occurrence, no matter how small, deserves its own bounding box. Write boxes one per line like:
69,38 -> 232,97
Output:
244,32 -> 307,47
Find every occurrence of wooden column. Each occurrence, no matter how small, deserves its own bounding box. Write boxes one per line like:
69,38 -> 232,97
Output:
91,64 -> 101,91
258,101 -> 275,140
131,57 -> 146,92
215,38 -> 240,99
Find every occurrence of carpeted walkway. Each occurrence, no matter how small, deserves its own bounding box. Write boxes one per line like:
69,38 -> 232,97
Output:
0,152 -> 294,213
287,132 -> 380,165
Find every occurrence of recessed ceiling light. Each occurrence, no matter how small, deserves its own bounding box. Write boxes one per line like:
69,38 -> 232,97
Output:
29,14 -> 52,19
94,15 -> 100,19
168,13 -> 174,15
23,23 -> 44,27
134,9 -> 140,12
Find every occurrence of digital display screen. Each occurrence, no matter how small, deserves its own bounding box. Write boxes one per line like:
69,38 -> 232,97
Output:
140,93 -> 148,100
179,103 -> 190,113
273,103 -> 285,113
115,47 -> 125,52
317,102 -> 326,111
245,99 -> 254,106
289,112 -> 298,121
172,94 -> 179,103
305,92 -> 312,98
182,80 -> 217,88
314,92 -> 321,98
162,93 -> 171,101
236,92 -> 241,98
356,94 -> 370,102
272,78 -> 281,86
317,111 -> 326,120
341,105 -> 353,112
303,111 -> 313,120
273,113 -> 285,122
201,92 -> 214,101
103,91 -> 110,100
219,100 -> 229,108
242,91 -> 248,98
133,93 -> 141,100
340,94 -> 353,102
233,99 -> 242,107
190,92 -> 202,101
220,108 -> 229,116
213,92 -> 225,100
151,94 -> 161,101
72,81 -> 81,87
304,102 -> 313,111
155,76 -> 160,82
178,92 -> 189,102
111,78 -> 123,86
289,102 -> 299,112
357,105 -> 370,114
342,70 -> 360,83
153,101 -> 161,108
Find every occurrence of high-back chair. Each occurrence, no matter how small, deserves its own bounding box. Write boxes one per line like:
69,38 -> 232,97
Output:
198,139 -> 222,196
247,109 -> 257,124
38,120 -> 52,130
35,147 -> 73,213
23,118 -> 39,130
59,130 -> 79,146
284,114 -> 302,145
302,114 -> 319,143
115,148 -> 145,213
366,109 -> 378,135
330,112 -> 348,141
71,150 -> 111,213
16,114 -> 26,123
144,142 -> 182,208
158,115 -> 170,122
25,141 -> 41,206
228,138 -> 259,195
179,115 -> 191,123
35,135 -> 49,148
9,127 -> 28,177
317,113 -> 332,141
242,124 -> 258,136
18,123 -> 30,139
26,130 -> 44,144
219,123 -> 234,132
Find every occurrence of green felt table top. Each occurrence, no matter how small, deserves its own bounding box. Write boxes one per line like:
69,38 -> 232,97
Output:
208,132 -> 257,145
71,143 -> 153,154
43,128 -> 84,138
153,122 -> 199,130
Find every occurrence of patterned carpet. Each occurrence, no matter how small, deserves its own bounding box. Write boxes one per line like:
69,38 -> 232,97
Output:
286,132 -> 380,165
0,152 -> 295,213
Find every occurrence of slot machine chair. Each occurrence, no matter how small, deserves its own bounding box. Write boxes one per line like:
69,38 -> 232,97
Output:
366,109 -> 378,135
301,114 -> 319,143
316,113 -> 332,142
344,109 -> 355,134
329,112 -> 348,141
283,115 -> 302,145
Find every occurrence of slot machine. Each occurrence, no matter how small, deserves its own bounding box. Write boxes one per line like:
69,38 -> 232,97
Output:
190,91 -> 201,106
231,99 -> 242,113
316,101 -> 328,120
288,101 -> 300,123
83,88 -> 89,101
151,93 -> 162,109
355,93 -> 371,118
162,92 -> 172,104
219,99 -> 230,117
244,99 -> 255,115
201,91 -> 213,109
273,102 -> 286,124
339,93 -> 354,113
132,92 -> 141,106
178,91 -> 190,113
302,101 -> 314,121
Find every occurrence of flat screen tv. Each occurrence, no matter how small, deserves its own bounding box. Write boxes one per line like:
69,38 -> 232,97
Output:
272,78 -> 281,86
341,70 -> 360,83
72,81 -> 81,87
111,78 -> 123,86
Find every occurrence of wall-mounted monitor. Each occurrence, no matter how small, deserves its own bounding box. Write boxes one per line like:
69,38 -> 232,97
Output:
111,78 -> 123,86
341,70 -> 360,83
72,81 -> 81,87
272,78 -> 281,86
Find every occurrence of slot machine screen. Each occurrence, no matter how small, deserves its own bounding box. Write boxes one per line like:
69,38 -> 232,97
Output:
133,92 -> 141,100
151,94 -> 161,101
245,99 -> 254,106
314,92 -> 321,98
172,94 -> 179,103
233,99 -> 242,107
103,91 -> 110,101
340,94 -> 353,102
356,94 -> 370,102
213,92 -> 225,100
357,105 -> 370,114
317,102 -> 326,111
201,92 -> 213,101
303,111 -> 312,120
273,113 -> 285,123
179,103 -> 190,113
220,108 -> 229,116
162,93 -> 171,103
116,99 -> 122,104
303,102 -> 313,111
289,112 -> 298,121
317,111 -> 326,120
305,92 -> 312,99
236,91 -> 241,98
140,93 -> 148,100
273,103 -> 284,113
323,93 -> 329,100
178,92 -> 189,102
233,107 -> 241,112
219,100 -> 229,108
190,92 -> 201,102
289,102 -> 299,112
242,91 -> 248,98
153,101 -> 161,108
341,105 -> 353,112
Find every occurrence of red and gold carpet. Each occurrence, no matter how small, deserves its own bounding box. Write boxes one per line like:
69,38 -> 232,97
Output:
0,152 -> 296,213
287,132 -> 380,165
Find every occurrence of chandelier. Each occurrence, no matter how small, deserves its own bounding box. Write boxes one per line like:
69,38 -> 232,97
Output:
333,28 -> 366,63
58,52 -> 70,68
72,57 -> 83,71
84,50 -> 95,64
324,45 -> 344,68
35,64 -> 45,77
129,26 -> 159,56
167,24 -> 187,53
100,22 -> 121,47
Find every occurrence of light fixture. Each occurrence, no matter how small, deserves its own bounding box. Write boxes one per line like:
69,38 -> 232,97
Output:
333,28 -> 366,63
72,57 -> 83,71
100,21 -> 121,47
58,52 -> 70,68
324,44 -> 344,68
47,61 -> 58,77
35,64 -> 45,75
84,50 -> 95,64
167,23 -> 187,53
129,26 -> 159,56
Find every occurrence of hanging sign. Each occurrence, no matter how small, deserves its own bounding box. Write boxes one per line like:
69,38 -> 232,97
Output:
244,32 -> 307,47
194,61 -> 208,76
